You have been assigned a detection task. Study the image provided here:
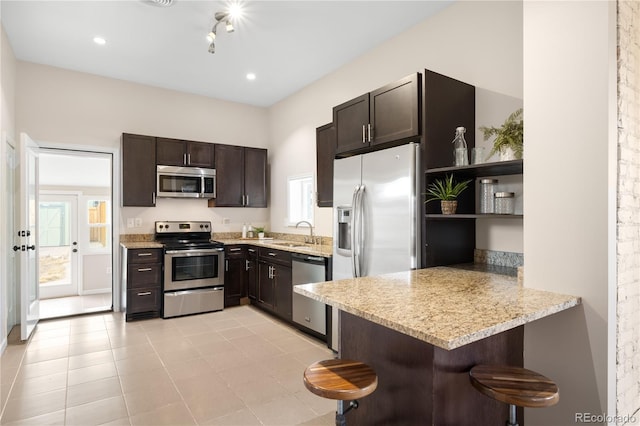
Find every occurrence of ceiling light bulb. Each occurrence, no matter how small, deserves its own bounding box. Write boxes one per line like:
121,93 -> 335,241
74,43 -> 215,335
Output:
226,21 -> 234,33
246,73 -> 256,81
207,31 -> 216,42
93,36 -> 106,45
228,3 -> 242,19
208,42 -> 216,54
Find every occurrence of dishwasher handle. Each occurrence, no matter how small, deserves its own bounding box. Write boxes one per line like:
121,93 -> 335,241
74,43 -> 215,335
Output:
291,253 -> 325,264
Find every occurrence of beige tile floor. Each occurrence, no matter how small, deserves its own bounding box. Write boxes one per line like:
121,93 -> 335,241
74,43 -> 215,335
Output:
40,294 -> 113,320
0,306 -> 336,425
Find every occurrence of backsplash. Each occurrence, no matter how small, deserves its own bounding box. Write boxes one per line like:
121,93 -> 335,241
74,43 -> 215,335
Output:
474,249 -> 524,268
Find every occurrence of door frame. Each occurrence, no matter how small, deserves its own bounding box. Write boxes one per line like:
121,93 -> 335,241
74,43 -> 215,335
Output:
1,132 -> 17,352
37,142 -> 121,311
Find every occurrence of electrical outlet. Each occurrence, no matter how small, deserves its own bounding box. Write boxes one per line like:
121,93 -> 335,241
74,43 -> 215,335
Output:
222,217 -> 230,224
127,218 -> 134,228
134,218 -> 142,227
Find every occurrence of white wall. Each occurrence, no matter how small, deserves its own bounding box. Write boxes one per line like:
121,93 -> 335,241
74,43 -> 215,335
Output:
1,22 -> 18,353
267,0 -> 524,250
15,62 -> 271,235
523,1 -> 615,424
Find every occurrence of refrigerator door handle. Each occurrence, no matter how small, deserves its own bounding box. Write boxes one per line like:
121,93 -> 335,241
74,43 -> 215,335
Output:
350,185 -> 359,278
356,184 -> 365,277
352,184 -> 365,278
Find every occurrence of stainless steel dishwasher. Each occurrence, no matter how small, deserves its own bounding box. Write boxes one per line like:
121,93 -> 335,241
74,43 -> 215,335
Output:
292,253 -> 328,338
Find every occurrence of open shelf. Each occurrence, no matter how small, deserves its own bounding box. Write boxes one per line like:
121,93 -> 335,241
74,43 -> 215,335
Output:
426,159 -> 523,178
426,214 -> 523,220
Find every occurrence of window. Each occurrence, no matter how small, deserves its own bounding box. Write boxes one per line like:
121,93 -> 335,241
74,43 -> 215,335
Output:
87,198 -> 110,251
287,174 -> 314,225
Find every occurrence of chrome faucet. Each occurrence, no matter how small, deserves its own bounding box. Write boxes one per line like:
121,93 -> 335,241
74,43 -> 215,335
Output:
295,220 -> 315,244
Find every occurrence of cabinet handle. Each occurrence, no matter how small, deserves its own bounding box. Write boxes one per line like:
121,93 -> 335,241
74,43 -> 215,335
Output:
241,195 -> 245,206
137,291 -> 152,296
367,123 -> 372,142
230,248 -> 242,252
245,260 -> 250,271
362,124 -> 366,143
137,253 -> 153,257
152,192 -> 156,205
137,267 -> 152,272
187,153 -> 191,165
225,259 -> 229,271
183,153 -> 187,165
268,265 -> 274,279
268,252 -> 276,257
246,195 -> 249,206
248,248 -> 255,253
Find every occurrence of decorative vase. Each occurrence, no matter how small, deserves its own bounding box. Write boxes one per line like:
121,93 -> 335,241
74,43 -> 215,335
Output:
499,147 -> 519,161
258,232 -> 265,239
441,200 -> 457,215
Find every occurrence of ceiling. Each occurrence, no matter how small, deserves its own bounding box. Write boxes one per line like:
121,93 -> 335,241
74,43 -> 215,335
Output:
1,0 -> 453,107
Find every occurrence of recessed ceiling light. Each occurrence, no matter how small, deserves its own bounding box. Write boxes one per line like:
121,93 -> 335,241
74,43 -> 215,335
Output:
246,73 -> 256,81
93,37 -> 106,45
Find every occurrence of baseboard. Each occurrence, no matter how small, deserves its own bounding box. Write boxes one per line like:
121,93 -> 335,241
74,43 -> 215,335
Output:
79,289 -> 112,296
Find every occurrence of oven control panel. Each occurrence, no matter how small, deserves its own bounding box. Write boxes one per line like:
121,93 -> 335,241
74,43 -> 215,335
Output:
155,221 -> 211,233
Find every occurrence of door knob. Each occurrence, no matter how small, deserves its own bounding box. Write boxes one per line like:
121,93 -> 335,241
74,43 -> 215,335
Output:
26,245 -> 35,250
72,249 -> 78,253
12,245 -> 21,252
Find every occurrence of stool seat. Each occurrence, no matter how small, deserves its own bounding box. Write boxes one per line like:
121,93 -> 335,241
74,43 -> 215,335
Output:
469,365 -> 559,408
304,359 -> 378,401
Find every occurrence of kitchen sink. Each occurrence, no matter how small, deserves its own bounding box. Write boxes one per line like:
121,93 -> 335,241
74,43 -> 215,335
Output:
272,242 -> 309,248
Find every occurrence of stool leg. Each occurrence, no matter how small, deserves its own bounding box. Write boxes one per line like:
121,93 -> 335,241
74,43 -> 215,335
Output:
506,404 -> 519,426
335,401 -> 347,426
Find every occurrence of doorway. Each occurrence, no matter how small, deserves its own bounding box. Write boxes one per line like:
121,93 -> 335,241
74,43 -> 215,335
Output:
38,150 -> 113,319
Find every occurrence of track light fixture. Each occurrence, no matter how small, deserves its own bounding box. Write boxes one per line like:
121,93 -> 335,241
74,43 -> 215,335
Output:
207,7 -> 239,54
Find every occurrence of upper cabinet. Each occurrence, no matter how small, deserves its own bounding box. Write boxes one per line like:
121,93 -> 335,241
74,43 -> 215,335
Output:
209,145 -> 267,208
156,137 -> 215,168
333,73 -> 421,157
121,133 -> 156,207
316,123 -> 335,207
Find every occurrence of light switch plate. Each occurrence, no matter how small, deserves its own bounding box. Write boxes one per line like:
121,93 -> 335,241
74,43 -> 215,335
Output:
127,218 -> 134,228
134,218 -> 142,227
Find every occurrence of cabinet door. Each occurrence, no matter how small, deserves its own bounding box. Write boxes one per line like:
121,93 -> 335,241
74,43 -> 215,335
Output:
334,93 -> 369,156
224,247 -> 246,307
156,137 -> 186,166
316,123 -> 335,207
122,134 -> 156,207
258,261 -> 275,309
273,263 -> 292,321
244,148 -> 267,207
247,248 -> 258,300
212,144 -> 244,207
187,141 -> 215,168
370,73 -> 420,147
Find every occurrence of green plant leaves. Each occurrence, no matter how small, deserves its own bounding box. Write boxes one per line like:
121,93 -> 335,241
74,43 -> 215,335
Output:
425,174 -> 471,202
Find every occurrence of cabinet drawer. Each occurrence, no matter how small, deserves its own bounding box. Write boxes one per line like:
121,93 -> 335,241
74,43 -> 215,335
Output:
127,287 -> 161,314
225,245 -> 246,258
258,247 -> 291,266
127,263 -> 162,288
127,248 -> 163,264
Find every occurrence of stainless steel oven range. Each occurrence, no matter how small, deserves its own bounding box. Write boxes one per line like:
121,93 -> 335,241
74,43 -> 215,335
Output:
155,221 -> 225,318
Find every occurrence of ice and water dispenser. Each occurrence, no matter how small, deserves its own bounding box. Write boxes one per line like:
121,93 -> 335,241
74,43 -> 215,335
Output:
336,206 -> 352,251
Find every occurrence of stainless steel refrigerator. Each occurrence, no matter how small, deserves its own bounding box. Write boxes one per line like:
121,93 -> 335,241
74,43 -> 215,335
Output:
330,143 -> 420,350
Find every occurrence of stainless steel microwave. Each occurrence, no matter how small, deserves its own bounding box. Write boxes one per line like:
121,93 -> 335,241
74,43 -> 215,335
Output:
156,165 -> 216,198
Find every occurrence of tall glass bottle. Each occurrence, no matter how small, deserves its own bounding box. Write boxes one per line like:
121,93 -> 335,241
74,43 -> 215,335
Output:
452,126 -> 469,166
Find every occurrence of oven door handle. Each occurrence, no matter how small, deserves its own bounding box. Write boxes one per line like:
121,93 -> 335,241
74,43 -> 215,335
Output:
165,248 -> 224,255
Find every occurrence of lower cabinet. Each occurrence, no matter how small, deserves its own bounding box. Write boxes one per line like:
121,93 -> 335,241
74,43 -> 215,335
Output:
247,248 -> 258,300
224,245 -> 247,307
253,247 -> 293,322
123,247 -> 163,321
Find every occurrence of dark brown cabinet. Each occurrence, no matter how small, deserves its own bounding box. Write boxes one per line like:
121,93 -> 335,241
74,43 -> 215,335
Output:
209,145 -> 267,208
255,247 -> 292,321
333,73 -> 421,157
224,245 -> 247,307
247,247 -> 258,300
121,133 -> 156,207
156,137 -> 214,168
316,123 -> 335,207
123,248 -> 163,321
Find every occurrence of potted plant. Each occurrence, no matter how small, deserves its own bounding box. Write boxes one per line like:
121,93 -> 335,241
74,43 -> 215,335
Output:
425,174 -> 471,214
254,226 -> 265,239
479,108 -> 523,161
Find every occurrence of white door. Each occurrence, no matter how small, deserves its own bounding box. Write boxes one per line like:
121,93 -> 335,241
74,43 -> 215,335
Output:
39,194 -> 79,299
19,133 -> 40,341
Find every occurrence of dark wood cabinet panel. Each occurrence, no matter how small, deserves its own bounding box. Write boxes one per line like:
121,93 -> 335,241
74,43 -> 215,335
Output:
333,73 -> 421,157
244,148 -> 267,207
212,144 -> 244,206
157,138 -> 215,168
209,145 -> 267,208
224,245 -> 246,307
247,248 -> 258,300
253,247 -> 292,321
273,263 -> 292,321
370,73 -> 420,147
122,133 -> 156,207
334,94 -> 369,156
316,123 -> 335,207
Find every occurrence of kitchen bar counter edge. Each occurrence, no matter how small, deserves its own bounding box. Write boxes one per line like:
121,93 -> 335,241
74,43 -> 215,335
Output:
294,267 -> 581,351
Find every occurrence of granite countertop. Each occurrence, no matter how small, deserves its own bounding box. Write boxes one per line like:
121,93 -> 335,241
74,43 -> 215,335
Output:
216,238 -> 332,258
294,267 -> 581,350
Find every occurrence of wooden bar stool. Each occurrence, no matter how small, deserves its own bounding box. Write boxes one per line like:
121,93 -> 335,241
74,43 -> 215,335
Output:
469,365 -> 559,426
304,359 -> 378,426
